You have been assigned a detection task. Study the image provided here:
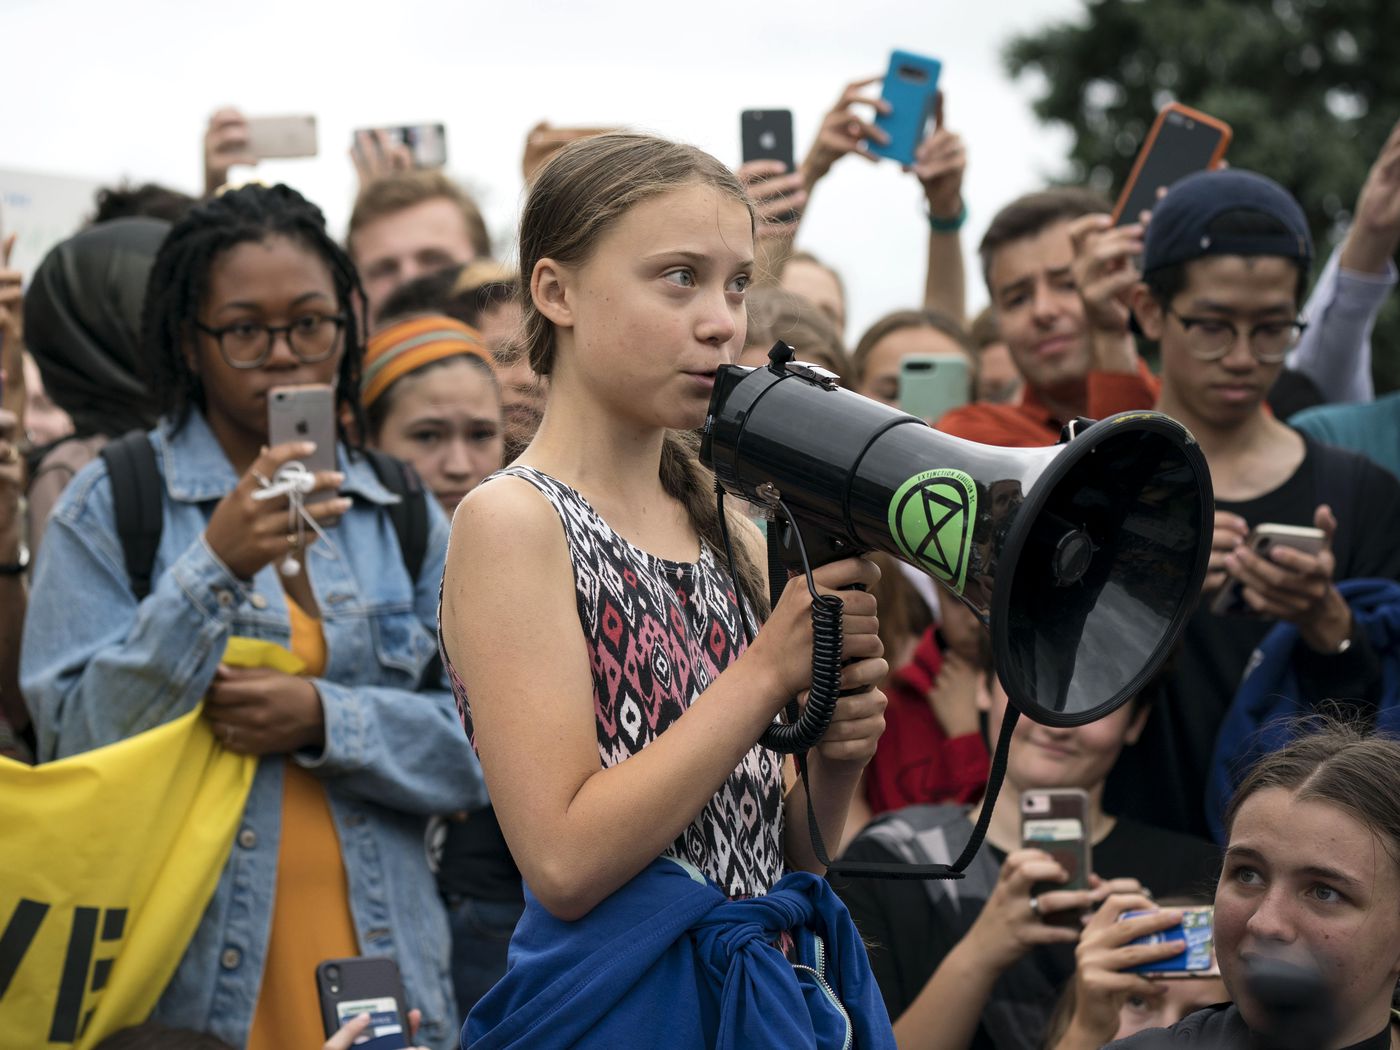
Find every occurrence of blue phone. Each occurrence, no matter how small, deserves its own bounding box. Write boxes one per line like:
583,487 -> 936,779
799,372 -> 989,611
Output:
868,50 -> 942,166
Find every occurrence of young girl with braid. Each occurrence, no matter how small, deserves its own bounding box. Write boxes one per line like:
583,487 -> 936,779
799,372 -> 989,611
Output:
440,133 -> 896,1046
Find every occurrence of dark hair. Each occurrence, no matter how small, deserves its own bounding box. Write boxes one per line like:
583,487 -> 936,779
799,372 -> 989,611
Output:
850,308 -> 972,387
348,170 -> 492,260
1143,209 -> 1310,309
91,183 -> 198,227
141,183 -> 367,444
92,1022 -> 235,1050
1224,718 -> 1400,868
518,132 -> 768,617
978,187 -> 1110,294
377,265 -> 465,322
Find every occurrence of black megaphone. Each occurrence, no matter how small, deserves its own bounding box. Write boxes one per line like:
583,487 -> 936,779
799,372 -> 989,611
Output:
700,346 -> 1212,736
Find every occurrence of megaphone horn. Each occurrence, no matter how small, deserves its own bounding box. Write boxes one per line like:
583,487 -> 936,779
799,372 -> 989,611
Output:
700,343 -> 1213,732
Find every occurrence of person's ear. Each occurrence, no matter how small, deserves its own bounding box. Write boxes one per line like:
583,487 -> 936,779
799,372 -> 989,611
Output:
1124,701 -> 1150,746
181,328 -> 201,375
531,258 -> 574,331
1130,283 -> 1166,342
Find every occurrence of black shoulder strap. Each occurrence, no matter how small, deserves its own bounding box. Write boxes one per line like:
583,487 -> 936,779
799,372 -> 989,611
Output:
99,431 -> 165,601
362,448 -> 430,583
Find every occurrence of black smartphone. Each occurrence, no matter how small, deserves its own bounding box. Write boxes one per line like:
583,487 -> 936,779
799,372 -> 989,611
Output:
1021,787 -> 1091,929
315,956 -> 410,1049
1112,103 -> 1232,225
741,109 -> 795,171
741,110 -> 797,224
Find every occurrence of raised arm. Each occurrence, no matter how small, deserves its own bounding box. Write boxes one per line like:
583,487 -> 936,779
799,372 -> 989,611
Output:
1287,118 -> 1400,404
915,94 -> 968,325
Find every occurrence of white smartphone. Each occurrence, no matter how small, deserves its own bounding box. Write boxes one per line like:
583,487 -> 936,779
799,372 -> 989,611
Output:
246,115 -> 319,160
267,384 -> 337,503
1210,523 -> 1326,617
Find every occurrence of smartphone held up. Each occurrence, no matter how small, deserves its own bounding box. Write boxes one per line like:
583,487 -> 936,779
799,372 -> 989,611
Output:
267,384 -> 337,505
867,49 -> 942,167
1021,788 -> 1091,929
740,109 -> 801,225
1112,103 -> 1232,226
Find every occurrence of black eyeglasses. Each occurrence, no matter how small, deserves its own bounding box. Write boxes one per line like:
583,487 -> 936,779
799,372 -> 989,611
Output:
1165,308 -> 1306,365
196,314 -> 347,370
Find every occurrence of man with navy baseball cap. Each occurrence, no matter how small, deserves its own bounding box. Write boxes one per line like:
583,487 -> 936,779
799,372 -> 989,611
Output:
1106,168 -> 1400,839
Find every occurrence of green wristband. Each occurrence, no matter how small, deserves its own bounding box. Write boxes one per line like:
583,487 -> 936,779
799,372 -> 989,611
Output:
927,200 -> 968,233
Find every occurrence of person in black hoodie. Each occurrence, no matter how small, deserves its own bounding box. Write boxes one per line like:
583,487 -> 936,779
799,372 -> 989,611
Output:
23,216 -> 168,552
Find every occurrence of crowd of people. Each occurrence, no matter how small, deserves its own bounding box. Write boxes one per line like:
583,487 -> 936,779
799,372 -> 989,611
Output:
2,76 -> 1400,1050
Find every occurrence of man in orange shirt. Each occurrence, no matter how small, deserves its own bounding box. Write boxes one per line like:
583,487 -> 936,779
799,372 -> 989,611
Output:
936,189 -> 1156,446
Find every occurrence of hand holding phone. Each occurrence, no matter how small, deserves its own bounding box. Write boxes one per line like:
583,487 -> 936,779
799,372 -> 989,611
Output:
203,402 -> 347,581
1112,103 -> 1232,226
1209,522 -> 1327,618
351,124 -> 447,184
1022,788 -> 1091,929
740,110 -> 804,227
267,384 -> 338,504
1061,894 -> 1193,1048
1123,905 -> 1217,977
317,957 -> 410,1049
868,50 -> 942,167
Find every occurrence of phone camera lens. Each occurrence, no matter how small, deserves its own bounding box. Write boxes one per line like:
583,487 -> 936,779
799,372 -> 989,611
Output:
1257,539 -> 1271,553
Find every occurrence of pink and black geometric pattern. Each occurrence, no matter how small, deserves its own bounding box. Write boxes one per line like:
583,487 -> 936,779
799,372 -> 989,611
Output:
446,466 -> 785,899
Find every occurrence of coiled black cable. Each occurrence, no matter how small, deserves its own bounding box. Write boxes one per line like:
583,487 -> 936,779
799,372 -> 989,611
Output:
714,485 -> 847,755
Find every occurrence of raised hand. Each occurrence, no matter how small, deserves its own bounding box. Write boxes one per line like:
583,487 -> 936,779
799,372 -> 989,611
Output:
203,108 -> 257,196
911,94 -> 966,221
801,77 -> 891,192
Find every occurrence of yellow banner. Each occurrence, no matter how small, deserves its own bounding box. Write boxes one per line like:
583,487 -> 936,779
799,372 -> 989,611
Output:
0,639 -> 300,1048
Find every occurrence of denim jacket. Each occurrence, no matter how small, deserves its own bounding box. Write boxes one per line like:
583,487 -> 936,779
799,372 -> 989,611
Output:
21,410 -> 485,1049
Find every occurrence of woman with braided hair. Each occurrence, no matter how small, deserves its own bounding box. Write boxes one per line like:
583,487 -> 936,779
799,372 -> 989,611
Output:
22,183 -> 481,1049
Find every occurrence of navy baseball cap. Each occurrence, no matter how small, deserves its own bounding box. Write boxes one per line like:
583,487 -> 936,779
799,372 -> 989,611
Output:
1142,169 -> 1313,274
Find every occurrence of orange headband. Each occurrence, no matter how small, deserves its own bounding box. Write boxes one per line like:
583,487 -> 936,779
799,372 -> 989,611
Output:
362,315 -> 489,408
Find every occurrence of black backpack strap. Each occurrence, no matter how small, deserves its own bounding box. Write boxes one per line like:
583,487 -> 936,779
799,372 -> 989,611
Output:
99,432 -> 165,601
361,448 -> 430,583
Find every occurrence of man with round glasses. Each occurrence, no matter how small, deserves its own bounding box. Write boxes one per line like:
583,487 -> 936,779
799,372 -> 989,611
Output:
1106,168 -> 1400,840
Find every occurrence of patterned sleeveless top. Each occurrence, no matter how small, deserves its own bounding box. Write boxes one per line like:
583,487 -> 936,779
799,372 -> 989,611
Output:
444,465 -> 785,898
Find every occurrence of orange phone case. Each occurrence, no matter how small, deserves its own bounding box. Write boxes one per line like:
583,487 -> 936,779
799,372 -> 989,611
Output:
1111,103 -> 1233,224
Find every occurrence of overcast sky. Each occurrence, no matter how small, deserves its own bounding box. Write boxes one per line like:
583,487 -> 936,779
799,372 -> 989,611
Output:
0,0 -> 1084,337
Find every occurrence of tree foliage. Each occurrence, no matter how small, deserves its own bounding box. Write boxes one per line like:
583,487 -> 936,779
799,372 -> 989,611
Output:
1005,0 -> 1400,392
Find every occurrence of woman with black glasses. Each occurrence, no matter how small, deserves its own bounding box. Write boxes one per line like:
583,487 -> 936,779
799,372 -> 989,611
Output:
22,184 -> 482,1050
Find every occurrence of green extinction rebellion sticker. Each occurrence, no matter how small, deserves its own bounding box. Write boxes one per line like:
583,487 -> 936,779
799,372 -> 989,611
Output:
887,469 -> 978,593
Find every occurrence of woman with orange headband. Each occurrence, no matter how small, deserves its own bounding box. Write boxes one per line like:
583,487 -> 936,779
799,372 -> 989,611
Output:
362,313 -> 504,517
362,310 -> 518,1019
